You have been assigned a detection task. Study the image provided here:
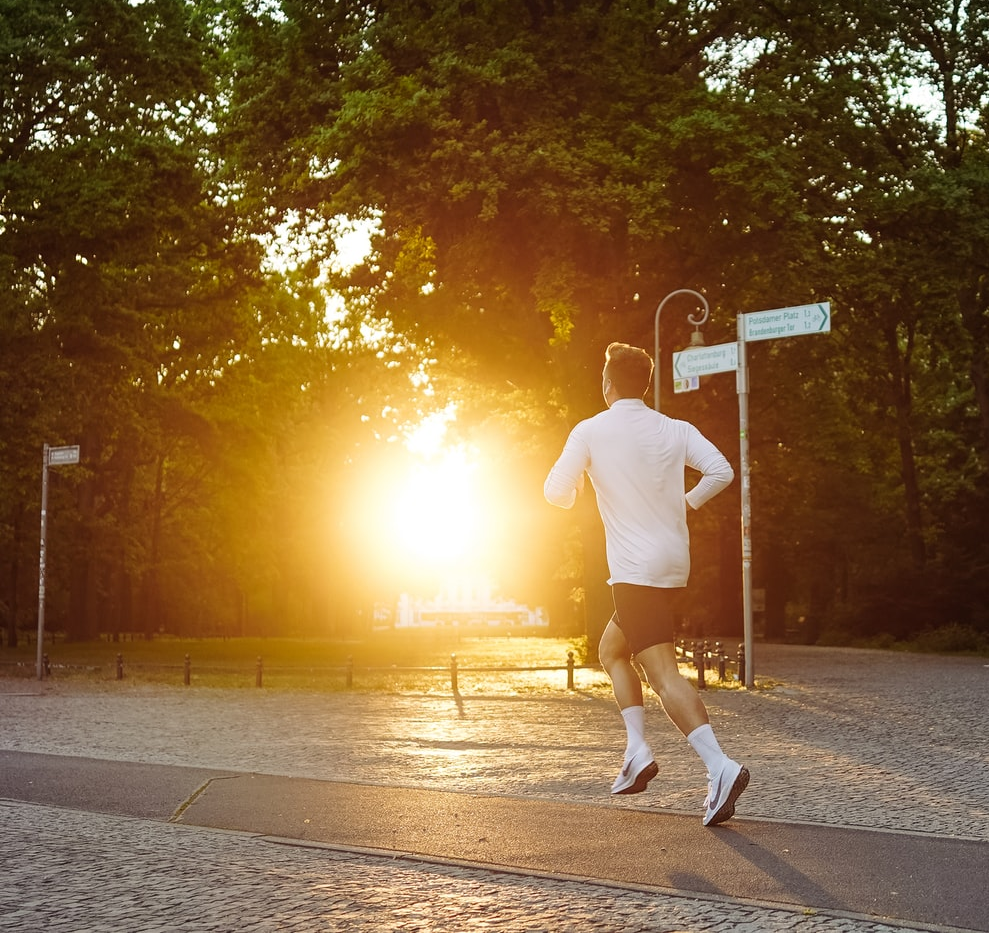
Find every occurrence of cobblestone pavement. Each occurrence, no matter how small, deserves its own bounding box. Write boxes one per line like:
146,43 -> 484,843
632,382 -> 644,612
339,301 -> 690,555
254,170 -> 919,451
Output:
0,643 -> 986,932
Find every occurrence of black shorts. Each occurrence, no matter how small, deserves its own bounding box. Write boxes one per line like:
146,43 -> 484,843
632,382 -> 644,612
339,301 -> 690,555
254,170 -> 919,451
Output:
611,583 -> 682,655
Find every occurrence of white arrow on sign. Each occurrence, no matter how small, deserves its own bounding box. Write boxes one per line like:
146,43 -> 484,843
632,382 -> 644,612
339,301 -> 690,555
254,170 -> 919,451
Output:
672,341 -> 738,381
743,302 -> 830,343
48,445 -> 80,465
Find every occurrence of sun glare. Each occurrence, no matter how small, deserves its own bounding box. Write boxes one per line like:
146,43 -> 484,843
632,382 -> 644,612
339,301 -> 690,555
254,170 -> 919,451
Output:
378,409 -> 500,582
391,445 -> 482,566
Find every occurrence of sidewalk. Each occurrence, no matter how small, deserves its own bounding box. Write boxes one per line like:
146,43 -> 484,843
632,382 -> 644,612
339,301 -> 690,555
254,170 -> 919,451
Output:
0,643 -> 986,932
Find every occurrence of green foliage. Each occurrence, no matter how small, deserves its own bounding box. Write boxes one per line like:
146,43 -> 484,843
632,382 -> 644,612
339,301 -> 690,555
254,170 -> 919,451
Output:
0,0 -> 986,648
910,624 -> 988,655
819,622 -> 988,655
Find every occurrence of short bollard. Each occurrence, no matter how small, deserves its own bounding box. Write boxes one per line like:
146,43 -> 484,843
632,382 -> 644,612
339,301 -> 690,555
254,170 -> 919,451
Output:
255,656 -> 263,688
566,651 -> 575,690
737,643 -> 746,685
183,654 -> 191,686
346,655 -> 353,689
116,653 -> 124,681
450,654 -> 458,693
42,653 -> 51,678
715,642 -> 726,681
695,640 -> 706,690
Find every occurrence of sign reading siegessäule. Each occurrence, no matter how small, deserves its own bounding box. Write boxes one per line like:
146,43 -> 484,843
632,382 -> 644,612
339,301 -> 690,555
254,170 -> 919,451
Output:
672,341 -> 738,379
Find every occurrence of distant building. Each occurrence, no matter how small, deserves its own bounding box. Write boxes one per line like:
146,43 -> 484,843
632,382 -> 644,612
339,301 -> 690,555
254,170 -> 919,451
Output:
391,584 -> 548,631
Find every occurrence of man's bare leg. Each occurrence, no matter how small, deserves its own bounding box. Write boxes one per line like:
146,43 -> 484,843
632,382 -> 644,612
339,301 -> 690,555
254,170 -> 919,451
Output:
598,617 -> 657,793
636,641 -> 749,825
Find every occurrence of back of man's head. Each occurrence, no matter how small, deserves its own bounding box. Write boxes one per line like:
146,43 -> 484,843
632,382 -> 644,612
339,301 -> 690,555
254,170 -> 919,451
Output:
605,342 -> 653,399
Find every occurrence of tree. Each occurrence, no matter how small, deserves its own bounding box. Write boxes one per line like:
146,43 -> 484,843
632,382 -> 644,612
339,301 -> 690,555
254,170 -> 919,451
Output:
3,0 -> 983,645
222,0 -> 986,641
0,0 -> 263,639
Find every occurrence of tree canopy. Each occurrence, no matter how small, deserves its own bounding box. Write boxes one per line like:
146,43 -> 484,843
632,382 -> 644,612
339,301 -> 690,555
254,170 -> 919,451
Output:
1,0 -> 986,649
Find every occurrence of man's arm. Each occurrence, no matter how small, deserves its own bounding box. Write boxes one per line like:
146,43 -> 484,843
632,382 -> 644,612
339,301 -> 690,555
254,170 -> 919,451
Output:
684,429 -> 734,510
544,430 -> 589,509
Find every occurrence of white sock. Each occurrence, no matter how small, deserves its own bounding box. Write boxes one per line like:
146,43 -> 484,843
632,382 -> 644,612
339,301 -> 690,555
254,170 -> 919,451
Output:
687,723 -> 729,776
621,705 -> 646,756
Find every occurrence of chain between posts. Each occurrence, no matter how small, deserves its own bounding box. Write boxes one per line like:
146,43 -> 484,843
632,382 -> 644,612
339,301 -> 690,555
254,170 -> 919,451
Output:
57,647 -> 744,690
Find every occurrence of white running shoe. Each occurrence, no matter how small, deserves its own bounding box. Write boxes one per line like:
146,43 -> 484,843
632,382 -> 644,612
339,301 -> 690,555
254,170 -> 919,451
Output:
703,760 -> 750,826
611,744 -> 658,795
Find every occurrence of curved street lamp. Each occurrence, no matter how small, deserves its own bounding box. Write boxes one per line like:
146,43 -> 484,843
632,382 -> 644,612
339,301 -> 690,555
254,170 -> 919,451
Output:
653,289 -> 709,411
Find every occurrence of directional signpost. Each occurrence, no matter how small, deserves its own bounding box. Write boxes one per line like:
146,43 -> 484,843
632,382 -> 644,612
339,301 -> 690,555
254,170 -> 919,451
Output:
47,445 -> 80,466
672,341 -> 738,380
743,302 -> 831,342
672,302 -> 831,688
37,444 -> 80,679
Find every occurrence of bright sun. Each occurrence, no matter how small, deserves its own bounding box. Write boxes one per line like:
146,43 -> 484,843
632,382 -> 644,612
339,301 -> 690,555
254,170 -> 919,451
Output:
383,412 -> 490,575
391,446 -> 482,565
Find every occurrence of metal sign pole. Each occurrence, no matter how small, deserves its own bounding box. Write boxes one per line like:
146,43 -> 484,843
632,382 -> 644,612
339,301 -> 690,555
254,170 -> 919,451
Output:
35,443 -> 81,676
37,445 -> 50,680
673,302 -> 830,689
736,316 -> 754,688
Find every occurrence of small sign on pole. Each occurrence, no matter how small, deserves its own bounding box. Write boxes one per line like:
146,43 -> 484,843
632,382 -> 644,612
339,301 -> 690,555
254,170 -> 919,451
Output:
47,445 -> 80,466
673,376 -> 700,394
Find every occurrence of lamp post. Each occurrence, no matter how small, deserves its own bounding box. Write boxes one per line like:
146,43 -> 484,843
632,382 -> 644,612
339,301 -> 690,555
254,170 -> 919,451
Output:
653,289 -> 709,411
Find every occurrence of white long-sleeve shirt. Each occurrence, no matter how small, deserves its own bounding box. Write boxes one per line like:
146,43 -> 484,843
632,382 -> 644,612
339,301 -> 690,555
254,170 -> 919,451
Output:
544,398 -> 734,587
